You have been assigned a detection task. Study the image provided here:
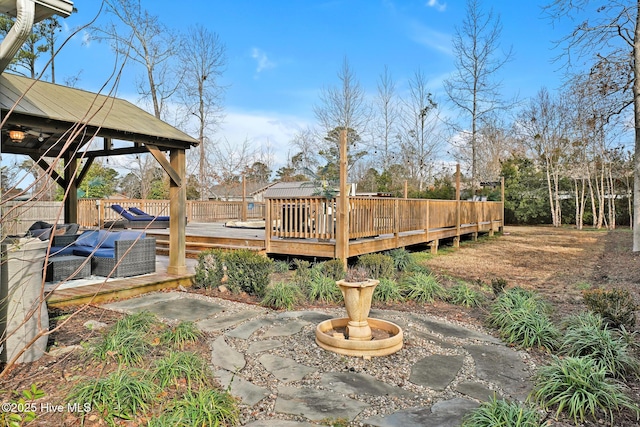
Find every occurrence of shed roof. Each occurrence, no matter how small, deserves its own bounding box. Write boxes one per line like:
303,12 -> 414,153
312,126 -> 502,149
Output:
0,73 -> 198,157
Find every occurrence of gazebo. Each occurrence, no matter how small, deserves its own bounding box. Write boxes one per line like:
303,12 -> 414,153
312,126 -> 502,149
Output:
0,73 -> 199,274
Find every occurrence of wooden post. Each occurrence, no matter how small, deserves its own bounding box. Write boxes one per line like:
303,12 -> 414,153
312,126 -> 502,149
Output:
499,176 -> 505,233
336,129 -> 349,268
64,154 -> 78,224
265,198 -> 272,252
168,148 -> 187,275
404,180 -> 408,198
241,173 -> 247,221
454,164 -> 461,248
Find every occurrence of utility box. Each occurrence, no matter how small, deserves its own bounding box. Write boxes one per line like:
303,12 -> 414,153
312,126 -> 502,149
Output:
0,237 -> 49,364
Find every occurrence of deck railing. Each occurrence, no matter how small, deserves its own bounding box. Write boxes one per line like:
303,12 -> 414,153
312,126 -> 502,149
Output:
267,196 -> 503,242
1,199 -> 266,234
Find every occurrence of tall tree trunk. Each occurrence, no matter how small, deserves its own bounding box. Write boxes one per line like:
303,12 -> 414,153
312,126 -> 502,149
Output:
633,2 -> 640,250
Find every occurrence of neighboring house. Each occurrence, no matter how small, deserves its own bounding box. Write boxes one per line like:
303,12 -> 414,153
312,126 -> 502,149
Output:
258,181 -> 356,200
208,182 -> 270,201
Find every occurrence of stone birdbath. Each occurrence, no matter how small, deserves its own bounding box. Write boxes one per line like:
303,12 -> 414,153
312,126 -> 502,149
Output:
315,268 -> 403,357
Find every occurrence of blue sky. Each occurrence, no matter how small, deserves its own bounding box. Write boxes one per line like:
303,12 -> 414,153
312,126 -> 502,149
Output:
21,0 -> 575,170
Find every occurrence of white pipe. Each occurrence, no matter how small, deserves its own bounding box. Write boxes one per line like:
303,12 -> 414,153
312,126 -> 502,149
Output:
0,0 -> 36,74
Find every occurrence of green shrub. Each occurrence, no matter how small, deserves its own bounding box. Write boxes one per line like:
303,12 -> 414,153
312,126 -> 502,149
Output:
560,312 -> 639,379
307,275 -> 342,304
68,368 -> 157,426
321,259 -> 346,281
401,272 -> 446,303
583,288 -> 637,330
261,281 -> 303,310
194,249 -> 226,289
152,351 -> 212,389
387,248 -> 415,271
531,356 -> 639,425
373,278 -> 403,304
461,395 -> 544,427
224,249 -> 273,297
446,283 -> 485,307
161,321 -> 202,349
161,388 -> 239,427
357,253 -> 395,279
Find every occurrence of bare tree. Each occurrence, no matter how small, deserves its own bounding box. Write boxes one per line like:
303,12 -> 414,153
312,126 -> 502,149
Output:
545,0 -> 640,249
178,25 -> 226,200
399,69 -> 441,192
373,66 -> 400,171
289,127 -> 320,177
444,0 -> 513,188
96,0 -> 179,120
313,57 -> 371,177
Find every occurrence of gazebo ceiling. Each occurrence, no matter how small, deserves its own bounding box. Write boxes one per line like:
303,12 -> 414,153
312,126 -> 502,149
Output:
0,73 -> 198,159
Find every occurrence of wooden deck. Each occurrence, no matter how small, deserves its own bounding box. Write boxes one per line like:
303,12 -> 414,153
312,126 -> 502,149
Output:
45,256 -> 196,308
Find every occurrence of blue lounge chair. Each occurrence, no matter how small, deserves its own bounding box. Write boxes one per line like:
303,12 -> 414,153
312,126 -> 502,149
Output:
128,206 -> 170,221
107,204 -> 169,229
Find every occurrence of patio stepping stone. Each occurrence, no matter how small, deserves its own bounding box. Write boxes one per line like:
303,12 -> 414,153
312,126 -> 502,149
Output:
214,368 -> 270,406
103,291 -> 183,311
409,354 -> 465,390
196,308 -> 265,332
246,339 -> 284,354
226,318 -> 275,339
464,344 -> 531,401
320,372 -> 413,397
363,398 -> 479,427
455,381 -> 501,402
412,329 -> 456,349
274,385 -> 369,422
258,354 -> 315,382
409,314 -> 501,343
244,421 -> 317,427
128,297 -> 224,322
276,310 -> 334,324
263,319 -> 310,337
211,336 -> 246,372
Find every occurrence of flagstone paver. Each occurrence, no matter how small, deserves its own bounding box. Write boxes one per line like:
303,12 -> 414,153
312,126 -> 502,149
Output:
274,385 -> 369,422
211,336 -> 246,372
409,354 -> 465,390
196,308 -> 265,332
258,354 -> 315,382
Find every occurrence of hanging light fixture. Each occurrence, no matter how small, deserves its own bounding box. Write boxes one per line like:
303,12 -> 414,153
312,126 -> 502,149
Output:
9,129 -> 25,143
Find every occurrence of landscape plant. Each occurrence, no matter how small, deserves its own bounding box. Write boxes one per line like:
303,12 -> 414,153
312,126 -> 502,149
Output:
273,259 -> 291,273
161,321 -> 202,349
582,287 -> 637,330
321,258 -> 346,280
224,249 -> 273,297
194,248 -> 226,289
261,281 -> 303,310
68,368 -> 157,427
446,282 -> 485,307
498,307 -> 559,351
400,271 -> 446,303
0,384 -> 45,427
487,287 -> 548,330
560,312 -> 639,379
531,356 -> 639,425
161,388 -> 240,426
307,274 -> 343,303
152,351 -> 212,388
357,253 -> 395,279
461,395 -> 544,427
90,327 -> 150,365
387,248 -> 415,271
373,277 -> 404,304
292,259 -> 313,286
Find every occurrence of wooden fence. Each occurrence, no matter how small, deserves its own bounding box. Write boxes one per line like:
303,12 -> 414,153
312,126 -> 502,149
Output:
1,199 -> 266,234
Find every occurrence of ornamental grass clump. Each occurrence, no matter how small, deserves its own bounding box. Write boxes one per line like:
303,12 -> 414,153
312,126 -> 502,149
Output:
531,356 -> 639,425
156,388 -> 239,427
488,287 -> 558,351
387,248 -> 415,271
261,281 -> 303,310
400,271 -> 446,303
161,321 -> 202,349
583,287 -> 637,330
461,395 -> 544,427
307,274 -> 342,303
373,278 -> 404,304
446,282 -> 485,308
152,351 -> 212,389
560,312 -> 639,379
68,368 -> 157,426
321,258 -> 346,280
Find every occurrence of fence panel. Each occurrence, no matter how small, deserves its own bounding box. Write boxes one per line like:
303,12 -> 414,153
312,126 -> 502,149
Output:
1,201 -> 65,235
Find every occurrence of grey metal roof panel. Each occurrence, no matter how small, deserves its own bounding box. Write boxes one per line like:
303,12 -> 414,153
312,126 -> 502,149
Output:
0,73 -> 198,145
